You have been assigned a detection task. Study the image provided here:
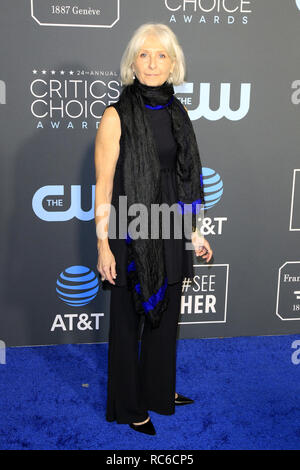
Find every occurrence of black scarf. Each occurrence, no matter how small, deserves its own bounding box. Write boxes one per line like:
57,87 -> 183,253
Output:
118,76 -> 205,329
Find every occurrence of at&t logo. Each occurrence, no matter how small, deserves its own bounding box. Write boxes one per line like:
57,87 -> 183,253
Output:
51,265 -> 103,332
56,265 -> 100,306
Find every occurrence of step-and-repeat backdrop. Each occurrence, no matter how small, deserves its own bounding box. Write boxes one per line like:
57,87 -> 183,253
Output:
1,1 -> 300,347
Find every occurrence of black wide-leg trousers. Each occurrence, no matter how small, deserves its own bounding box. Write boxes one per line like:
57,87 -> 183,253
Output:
105,281 -> 182,424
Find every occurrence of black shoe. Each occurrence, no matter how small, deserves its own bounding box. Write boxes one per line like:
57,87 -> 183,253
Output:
129,417 -> 156,435
175,393 -> 194,406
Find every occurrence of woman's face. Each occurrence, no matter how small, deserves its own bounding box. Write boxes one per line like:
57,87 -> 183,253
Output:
132,34 -> 175,87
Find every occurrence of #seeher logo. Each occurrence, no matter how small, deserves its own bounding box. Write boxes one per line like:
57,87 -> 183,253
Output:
56,265 -> 100,307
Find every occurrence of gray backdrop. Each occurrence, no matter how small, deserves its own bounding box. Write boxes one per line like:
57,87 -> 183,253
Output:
1,0 -> 300,347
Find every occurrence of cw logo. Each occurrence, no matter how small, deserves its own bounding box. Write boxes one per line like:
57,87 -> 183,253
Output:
32,170 -> 222,221
32,185 -> 95,221
174,82 -> 251,121
0,80 -> 6,104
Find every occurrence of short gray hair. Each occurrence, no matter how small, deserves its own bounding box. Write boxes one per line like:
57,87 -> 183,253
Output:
120,23 -> 186,86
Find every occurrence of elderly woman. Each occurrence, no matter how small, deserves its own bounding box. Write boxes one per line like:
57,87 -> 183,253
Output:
94,23 -> 213,435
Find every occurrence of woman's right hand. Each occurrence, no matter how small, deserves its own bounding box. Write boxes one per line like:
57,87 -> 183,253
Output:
97,246 -> 117,285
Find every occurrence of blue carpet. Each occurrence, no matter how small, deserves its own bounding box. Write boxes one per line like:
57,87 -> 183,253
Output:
0,334 -> 300,450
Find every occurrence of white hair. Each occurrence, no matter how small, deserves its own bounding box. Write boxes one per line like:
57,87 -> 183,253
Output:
120,22 -> 186,86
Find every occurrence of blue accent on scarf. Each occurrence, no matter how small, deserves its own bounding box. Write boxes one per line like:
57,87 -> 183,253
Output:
126,231 -> 168,314
177,198 -> 203,214
127,260 -> 135,272
132,276 -> 168,312
144,95 -> 174,110
126,233 -> 132,244
135,283 -> 141,295
142,276 -> 168,313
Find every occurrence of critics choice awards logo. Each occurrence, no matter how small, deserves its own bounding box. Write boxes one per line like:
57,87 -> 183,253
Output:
30,69 -> 121,129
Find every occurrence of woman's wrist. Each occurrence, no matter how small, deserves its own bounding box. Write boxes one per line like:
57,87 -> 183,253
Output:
97,238 -> 110,251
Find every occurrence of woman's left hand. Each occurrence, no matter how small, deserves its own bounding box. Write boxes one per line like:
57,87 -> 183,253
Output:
191,232 -> 213,263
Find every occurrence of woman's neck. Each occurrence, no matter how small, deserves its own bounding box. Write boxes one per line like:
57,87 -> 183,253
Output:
132,76 -> 174,107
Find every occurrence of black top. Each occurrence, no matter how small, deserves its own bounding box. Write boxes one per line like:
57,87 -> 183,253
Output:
103,100 -> 194,287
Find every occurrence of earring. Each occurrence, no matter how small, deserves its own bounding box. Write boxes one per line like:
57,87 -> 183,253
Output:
132,71 -> 136,79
